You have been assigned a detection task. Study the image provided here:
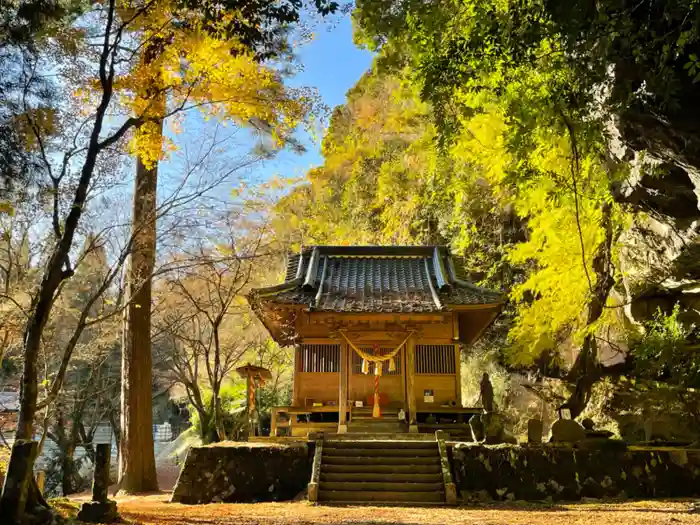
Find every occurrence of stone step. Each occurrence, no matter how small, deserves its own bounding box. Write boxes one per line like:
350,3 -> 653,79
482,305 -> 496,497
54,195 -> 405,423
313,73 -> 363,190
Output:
322,455 -> 441,466
323,447 -> 438,457
349,418 -> 403,424
322,463 -> 442,474
346,428 -> 407,435
326,432 -> 434,441
346,423 -> 407,433
318,490 -> 445,503
320,481 -> 444,492
324,440 -> 437,450
320,472 -> 443,483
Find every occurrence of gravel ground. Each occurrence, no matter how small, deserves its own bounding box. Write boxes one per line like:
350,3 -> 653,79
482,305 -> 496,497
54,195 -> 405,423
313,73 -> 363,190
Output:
60,493 -> 700,525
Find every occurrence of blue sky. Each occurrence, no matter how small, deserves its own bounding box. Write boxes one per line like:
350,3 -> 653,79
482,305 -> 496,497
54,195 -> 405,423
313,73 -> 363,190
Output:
157,13 -> 373,209
252,13 -> 374,182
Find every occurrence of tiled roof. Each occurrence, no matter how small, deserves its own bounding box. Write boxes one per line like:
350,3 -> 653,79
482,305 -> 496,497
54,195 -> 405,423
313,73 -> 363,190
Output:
250,246 -> 502,313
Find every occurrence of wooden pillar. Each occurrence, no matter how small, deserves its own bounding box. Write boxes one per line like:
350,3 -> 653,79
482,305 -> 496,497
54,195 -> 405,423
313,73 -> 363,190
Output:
292,346 -> 299,406
245,372 -> 253,439
338,339 -> 348,433
406,335 -> 418,433
401,343 -> 408,413
270,407 -> 278,437
455,343 -> 462,407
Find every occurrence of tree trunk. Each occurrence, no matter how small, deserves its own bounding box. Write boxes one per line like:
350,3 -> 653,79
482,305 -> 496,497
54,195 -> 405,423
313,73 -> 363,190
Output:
61,442 -> 77,496
0,3 -> 122,516
119,147 -> 160,493
563,201 -> 616,418
196,407 -> 211,444
213,394 -> 226,442
118,35 -> 166,493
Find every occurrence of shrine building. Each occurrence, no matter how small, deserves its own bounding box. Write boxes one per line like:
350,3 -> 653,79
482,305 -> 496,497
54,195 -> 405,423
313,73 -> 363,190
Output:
247,245 -> 504,436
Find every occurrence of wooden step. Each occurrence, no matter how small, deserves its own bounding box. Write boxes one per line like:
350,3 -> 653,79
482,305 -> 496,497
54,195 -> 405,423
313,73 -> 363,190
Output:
352,407 -> 400,413
324,440 -> 437,450
321,463 -> 442,474
320,472 -> 443,483
323,447 -> 437,457
322,455 -> 441,466
318,490 -> 445,503
352,413 -> 400,418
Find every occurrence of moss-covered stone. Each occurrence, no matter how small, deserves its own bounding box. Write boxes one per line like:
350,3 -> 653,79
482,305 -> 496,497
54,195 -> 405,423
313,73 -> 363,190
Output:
171,442 -> 311,504
451,443 -> 700,502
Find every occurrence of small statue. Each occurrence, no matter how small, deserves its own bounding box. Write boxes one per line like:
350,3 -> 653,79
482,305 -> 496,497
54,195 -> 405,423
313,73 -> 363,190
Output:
480,372 -> 494,413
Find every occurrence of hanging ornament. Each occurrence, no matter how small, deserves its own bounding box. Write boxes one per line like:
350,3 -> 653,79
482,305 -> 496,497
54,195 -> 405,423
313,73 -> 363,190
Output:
375,362 -> 383,376
361,359 -> 369,375
388,357 -> 396,373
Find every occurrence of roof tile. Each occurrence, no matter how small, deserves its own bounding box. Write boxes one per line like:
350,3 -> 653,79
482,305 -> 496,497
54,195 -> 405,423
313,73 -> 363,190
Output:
260,246 -> 502,313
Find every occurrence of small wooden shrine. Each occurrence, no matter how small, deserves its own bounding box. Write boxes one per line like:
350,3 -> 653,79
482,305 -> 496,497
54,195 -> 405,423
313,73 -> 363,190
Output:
247,245 -> 503,436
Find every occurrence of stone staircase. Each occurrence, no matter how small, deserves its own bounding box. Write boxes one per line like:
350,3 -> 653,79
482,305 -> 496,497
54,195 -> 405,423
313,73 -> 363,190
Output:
316,438 -> 446,504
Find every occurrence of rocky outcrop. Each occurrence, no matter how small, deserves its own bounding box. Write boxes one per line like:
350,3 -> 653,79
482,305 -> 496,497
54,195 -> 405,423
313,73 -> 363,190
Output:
614,153 -> 700,327
171,442 -> 311,504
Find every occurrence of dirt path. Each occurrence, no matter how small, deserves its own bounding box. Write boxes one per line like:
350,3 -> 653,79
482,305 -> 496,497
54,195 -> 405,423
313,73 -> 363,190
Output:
63,493 -> 700,525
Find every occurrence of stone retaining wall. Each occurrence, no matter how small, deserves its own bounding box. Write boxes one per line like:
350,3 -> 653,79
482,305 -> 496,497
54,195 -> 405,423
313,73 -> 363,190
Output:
171,442 -> 311,504
170,440 -> 700,504
451,442 -> 700,501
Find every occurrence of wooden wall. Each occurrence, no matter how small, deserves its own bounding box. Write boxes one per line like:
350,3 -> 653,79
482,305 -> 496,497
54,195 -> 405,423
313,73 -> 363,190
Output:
295,372 -> 339,406
292,312 -> 467,412
414,375 -> 457,410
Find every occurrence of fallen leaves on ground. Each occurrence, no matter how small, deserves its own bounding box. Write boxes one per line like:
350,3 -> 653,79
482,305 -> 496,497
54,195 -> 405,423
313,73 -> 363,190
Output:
60,493 -> 700,525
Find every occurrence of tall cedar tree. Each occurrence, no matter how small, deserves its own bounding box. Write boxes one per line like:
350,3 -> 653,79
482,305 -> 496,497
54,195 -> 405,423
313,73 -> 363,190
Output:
120,0 -> 338,493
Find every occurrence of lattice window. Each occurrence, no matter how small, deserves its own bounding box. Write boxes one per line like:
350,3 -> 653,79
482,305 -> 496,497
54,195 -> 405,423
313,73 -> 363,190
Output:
351,346 -> 402,375
298,344 -> 340,373
415,345 -> 456,374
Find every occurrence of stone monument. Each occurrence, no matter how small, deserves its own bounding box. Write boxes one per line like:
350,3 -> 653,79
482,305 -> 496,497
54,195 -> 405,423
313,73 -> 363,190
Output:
528,418 -> 543,444
480,373 -> 494,413
77,443 -> 119,523
550,419 -> 586,443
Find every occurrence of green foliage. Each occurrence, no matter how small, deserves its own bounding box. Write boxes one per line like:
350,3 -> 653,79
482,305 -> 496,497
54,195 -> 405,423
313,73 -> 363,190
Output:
188,383 -> 247,441
345,0 -> 646,373
632,304 -> 700,387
